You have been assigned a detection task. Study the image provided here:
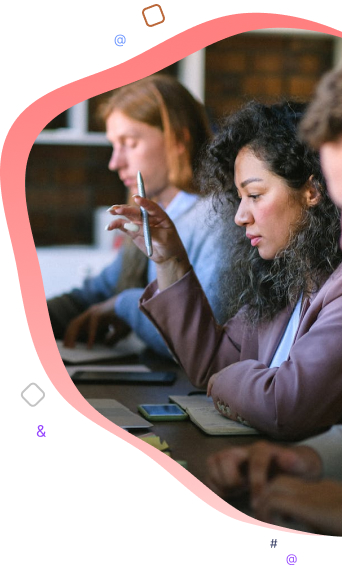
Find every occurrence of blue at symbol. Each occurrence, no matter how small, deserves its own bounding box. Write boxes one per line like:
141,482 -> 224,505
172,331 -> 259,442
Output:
115,35 -> 126,47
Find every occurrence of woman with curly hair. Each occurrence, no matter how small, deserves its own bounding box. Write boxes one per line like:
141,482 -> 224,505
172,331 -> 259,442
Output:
106,100 -> 342,440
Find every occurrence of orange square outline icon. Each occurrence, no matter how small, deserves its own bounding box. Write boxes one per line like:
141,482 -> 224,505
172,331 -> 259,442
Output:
142,4 -> 165,27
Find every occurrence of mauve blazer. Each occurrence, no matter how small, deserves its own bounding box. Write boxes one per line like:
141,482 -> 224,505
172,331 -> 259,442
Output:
140,263 -> 342,440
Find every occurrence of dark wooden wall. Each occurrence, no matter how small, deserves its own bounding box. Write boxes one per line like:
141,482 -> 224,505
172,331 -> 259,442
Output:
205,33 -> 333,119
26,145 -> 126,246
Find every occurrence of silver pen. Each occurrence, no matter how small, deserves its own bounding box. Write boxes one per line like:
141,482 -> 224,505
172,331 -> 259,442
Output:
137,171 -> 153,257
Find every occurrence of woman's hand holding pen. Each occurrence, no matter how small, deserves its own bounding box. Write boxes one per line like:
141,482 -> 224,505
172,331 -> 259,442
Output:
107,196 -> 191,290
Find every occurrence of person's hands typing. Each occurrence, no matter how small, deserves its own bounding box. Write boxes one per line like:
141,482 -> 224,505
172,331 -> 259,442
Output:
63,296 -> 129,348
206,441 -> 323,505
255,476 -> 342,535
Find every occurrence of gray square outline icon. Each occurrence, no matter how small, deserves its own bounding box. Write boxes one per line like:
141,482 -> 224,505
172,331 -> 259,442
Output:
21,383 -> 45,407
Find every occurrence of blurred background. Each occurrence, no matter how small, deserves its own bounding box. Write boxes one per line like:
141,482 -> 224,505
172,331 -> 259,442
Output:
26,29 -> 342,298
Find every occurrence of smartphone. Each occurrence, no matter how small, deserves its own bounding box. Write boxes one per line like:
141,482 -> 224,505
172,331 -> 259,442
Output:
138,403 -> 188,421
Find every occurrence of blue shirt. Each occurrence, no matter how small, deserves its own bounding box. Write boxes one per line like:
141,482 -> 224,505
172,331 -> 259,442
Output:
269,298 -> 302,368
71,191 -> 229,357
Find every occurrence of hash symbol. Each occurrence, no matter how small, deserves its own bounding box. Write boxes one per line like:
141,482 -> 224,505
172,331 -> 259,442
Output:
270,539 -> 277,548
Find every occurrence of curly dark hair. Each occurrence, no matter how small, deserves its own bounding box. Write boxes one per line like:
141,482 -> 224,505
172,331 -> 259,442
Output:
200,100 -> 342,324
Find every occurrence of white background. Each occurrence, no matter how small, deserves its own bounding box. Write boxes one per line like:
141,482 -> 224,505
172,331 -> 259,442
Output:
2,1 -> 342,563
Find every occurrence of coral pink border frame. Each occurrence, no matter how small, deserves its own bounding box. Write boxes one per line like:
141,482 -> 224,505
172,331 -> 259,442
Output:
2,13 -> 341,533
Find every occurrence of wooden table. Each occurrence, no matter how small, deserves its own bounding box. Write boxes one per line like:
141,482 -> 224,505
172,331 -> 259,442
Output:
73,350 -> 267,517
73,351 -> 314,532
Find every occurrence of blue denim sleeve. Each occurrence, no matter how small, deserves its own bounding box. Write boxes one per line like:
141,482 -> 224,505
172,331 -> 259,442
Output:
69,248 -> 124,309
115,288 -> 172,358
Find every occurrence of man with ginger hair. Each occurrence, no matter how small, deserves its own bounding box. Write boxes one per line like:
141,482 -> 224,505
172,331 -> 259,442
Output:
48,75 -> 234,357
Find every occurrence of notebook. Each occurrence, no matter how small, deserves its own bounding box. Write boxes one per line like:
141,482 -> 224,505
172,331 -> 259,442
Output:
169,395 -> 260,435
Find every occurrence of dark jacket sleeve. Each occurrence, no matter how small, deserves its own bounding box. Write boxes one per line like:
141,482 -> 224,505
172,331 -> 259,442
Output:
139,269 -> 257,388
140,266 -> 342,440
211,280 -> 342,440
47,250 -> 125,337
